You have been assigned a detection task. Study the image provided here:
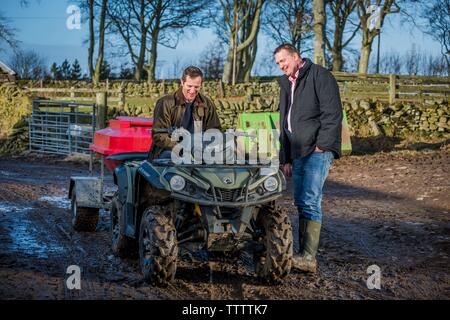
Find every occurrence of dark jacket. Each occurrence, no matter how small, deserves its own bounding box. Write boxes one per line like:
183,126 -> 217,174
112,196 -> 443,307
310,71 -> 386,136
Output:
148,88 -> 222,160
278,58 -> 342,164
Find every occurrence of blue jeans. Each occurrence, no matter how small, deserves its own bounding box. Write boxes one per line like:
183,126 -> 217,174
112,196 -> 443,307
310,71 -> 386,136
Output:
292,151 -> 334,222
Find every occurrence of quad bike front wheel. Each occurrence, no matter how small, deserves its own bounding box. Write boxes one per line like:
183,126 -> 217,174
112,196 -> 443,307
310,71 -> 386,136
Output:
255,204 -> 293,284
71,191 -> 99,232
110,193 -> 137,258
139,206 -> 178,286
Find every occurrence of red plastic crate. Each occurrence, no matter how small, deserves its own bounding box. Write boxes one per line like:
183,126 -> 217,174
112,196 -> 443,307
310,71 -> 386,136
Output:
90,116 -> 153,171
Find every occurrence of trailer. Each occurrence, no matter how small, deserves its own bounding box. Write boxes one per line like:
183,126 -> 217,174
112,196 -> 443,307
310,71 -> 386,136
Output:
68,116 -> 153,231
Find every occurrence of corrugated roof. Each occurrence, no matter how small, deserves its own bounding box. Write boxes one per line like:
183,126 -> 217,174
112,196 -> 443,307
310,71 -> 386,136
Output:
0,61 -> 16,75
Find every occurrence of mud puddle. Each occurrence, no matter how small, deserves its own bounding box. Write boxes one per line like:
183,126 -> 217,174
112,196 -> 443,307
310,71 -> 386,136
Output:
0,202 -> 65,259
39,195 -> 71,209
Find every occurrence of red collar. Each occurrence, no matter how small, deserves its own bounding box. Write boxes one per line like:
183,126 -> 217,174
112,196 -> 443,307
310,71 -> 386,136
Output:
288,71 -> 298,83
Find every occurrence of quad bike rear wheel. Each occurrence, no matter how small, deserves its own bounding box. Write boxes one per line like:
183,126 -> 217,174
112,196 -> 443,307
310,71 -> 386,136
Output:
110,193 -> 137,258
139,206 -> 178,286
254,204 -> 293,284
71,192 -> 99,232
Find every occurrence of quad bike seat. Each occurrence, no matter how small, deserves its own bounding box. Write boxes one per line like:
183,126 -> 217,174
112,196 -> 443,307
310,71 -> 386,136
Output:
106,152 -> 148,162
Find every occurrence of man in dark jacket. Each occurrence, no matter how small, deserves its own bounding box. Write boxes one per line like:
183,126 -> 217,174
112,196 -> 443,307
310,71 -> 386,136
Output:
274,43 -> 342,273
148,66 -> 222,161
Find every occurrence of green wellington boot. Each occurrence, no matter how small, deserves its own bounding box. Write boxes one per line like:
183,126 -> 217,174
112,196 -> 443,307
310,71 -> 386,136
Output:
292,219 -> 321,273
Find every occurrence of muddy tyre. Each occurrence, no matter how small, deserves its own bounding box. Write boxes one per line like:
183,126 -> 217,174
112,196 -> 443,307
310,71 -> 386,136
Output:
111,193 -> 137,258
71,192 -> 99,232
255,204 -> 293,284
139,206 -> 178,286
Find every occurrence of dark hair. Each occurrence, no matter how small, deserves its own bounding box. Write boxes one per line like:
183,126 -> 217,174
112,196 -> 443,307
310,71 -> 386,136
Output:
181,66 -> 204,81
273,43 -> 300,57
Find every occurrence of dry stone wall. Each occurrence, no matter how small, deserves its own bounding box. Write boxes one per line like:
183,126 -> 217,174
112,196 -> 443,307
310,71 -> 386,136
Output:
1,80 -> 449,154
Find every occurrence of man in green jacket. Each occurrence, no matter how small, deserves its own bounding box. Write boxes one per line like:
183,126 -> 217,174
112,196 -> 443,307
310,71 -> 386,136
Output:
148,66 -> 222,161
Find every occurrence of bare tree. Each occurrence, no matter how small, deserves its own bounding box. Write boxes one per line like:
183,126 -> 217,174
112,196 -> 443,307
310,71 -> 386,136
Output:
77,0 -> 109,85
342,53 -> 359,72
421,52 -> 447,76
0,12 -> 18,52
88,0 -> 95,79
2,0 -> 41,42
171,56 -> 183,79
313,0 -> 326,66
378,45 -> 449,76
324,0 -> 360,71
8,50 -> 48,80
421,0 -> 450,75
213,0 -> 266,84
403,43 -> 423,75
92,0 -> 108,85
198,41 -> 226,79
107,0 -> 208,83
428,54 -> 447,76
355,0 -> 400,74
379,49 -> 401,74
118,63 -> 134,79
262,0 -> 313,54
5,0 -> 43,52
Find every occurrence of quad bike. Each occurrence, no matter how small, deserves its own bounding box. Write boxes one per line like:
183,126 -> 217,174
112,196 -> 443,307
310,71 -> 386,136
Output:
70,112 -> 352,286
109,128 -> 293,285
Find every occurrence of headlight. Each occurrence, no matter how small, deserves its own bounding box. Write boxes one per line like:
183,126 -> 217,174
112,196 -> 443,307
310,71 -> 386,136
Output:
263,176 -> 278,192
170,175 -> 185,191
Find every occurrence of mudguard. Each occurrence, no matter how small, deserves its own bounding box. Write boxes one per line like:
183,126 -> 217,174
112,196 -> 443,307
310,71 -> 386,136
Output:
68,177 -> 103,208
114,164 -> 139,237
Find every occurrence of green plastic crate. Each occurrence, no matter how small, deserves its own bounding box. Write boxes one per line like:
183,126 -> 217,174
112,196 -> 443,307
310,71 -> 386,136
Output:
237,110 -> 352,155
237,112 -> 280,156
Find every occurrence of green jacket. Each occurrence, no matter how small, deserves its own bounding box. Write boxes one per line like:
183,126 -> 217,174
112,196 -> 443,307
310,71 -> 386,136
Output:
148,88 -> 222,160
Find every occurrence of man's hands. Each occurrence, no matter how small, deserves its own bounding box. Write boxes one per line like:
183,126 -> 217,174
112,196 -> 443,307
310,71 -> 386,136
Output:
282,147 -> 323,177
282,163 -> 292,177
314,146 -> 323,152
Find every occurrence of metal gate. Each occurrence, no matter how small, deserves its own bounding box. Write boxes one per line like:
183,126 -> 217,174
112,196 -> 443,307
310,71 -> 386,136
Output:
29,100 -> 96,155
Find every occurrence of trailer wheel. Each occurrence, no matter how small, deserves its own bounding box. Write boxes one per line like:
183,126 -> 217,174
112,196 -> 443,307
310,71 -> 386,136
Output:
111,193 -> 137,258
254,204 -> 293,284
71,191 -> 99,232
139,206 -> 178,286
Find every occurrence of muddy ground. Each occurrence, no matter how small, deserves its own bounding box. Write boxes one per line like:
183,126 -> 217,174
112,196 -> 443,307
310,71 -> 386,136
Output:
0,149 -> 449,300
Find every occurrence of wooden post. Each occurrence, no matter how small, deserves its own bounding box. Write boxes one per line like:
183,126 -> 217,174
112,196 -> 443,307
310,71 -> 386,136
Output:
389,74 -> 396,104
70,86 -> 75,99
118,82 -> 125,110
418,78 -> 424,104
96,92 -> 107,129
160,79 -> 166,95
218,79 -> 224,98
246,86 -> 253,103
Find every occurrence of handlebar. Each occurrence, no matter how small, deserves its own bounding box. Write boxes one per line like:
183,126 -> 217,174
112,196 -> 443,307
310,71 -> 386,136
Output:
152,127 -> 177,134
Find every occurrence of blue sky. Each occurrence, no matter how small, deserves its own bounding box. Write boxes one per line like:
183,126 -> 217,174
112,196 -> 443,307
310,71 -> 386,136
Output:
0,0 -> 443,77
